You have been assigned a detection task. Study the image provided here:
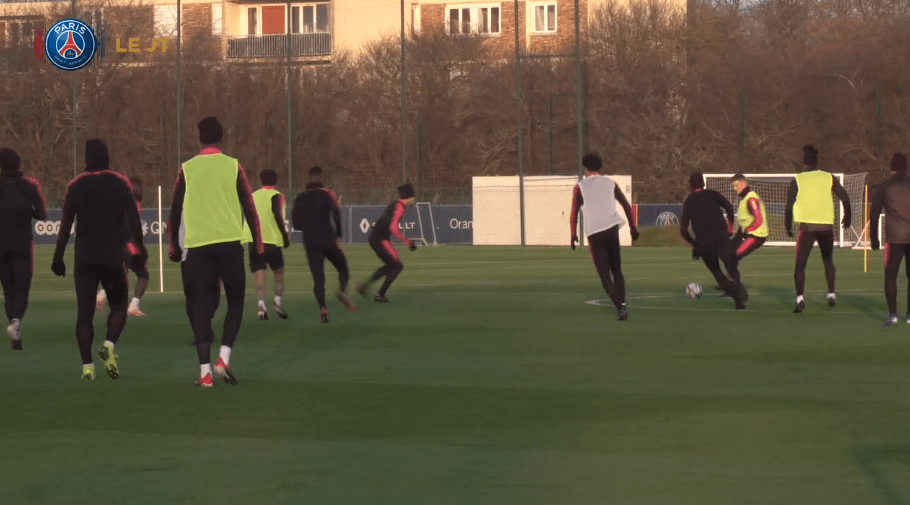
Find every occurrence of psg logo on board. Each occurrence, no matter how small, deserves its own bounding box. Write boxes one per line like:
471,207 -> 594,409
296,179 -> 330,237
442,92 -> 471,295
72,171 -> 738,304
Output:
44,19 -> 97,71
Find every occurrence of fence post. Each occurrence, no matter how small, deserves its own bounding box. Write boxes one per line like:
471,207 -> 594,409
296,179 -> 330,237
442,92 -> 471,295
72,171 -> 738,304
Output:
515,0 -> 525,247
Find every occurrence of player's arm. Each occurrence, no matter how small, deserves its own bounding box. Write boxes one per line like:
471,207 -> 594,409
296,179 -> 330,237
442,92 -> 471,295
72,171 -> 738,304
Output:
389,202 -> 411,247
121,178 -> 146,258
52,179 -> 78,274
744,196 -> 764,235
167,169 -> 186,261
25,177 -> 47,220
614,185 -> 639,241
679,199 -> 697,248
785,180 -> 797,236
570,185 -> 582,245
717,192 -> 735,234
271,193 -> 290,248
832,178 -> 852,228
291,193 -> 305,232
869,182 -> 886,247
236,165 -> 264,255
328,190 -> 342,239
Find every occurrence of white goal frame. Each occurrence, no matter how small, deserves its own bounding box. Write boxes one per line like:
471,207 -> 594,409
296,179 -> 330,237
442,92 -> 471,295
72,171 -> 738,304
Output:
415,202 -> 437,246
852,213 -> 886,250
703,172 -> 856,247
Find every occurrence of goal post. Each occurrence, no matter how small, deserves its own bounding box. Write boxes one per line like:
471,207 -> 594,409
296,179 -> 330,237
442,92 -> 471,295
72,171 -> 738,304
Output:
702,172 -> 867,247
415,202 -> 437,246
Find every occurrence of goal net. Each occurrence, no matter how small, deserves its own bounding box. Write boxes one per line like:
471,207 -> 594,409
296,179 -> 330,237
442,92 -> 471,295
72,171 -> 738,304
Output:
703,173 -> 867,247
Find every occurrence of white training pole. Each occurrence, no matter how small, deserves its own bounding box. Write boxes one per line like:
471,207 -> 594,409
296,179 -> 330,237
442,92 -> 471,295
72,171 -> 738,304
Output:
158,185 -> 164,293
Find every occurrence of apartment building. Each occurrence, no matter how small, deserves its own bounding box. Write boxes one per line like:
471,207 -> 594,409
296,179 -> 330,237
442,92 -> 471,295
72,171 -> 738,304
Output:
0,0 -> 643,64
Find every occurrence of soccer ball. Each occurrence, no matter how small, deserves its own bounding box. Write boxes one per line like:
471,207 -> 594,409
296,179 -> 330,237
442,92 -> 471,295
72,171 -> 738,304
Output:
686,283 -> 703,299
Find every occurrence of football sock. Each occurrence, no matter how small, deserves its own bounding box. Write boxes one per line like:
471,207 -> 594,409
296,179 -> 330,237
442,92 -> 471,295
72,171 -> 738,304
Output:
103,340 -> 114,348
98,289 -> 105,297
131,297 -> 140,307
83,363 -> 94,371
200,364 -> 211,377
219,345 -> 231,366
258,300 -> 266,309
274,296 -> 282,307
827,292 -> 836,300
796,295 -> 805,304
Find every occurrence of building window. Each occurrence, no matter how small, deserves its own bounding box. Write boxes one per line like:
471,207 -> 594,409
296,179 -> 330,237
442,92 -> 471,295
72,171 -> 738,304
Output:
534,3 -> 556,32
246,3 -> 328,36
446,5 -> 500,35
247,7 -> 257,35
0,17 -> 44,48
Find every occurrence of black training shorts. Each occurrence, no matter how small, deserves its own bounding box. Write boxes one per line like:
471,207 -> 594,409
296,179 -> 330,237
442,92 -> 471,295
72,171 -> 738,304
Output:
249,243 -> 284,273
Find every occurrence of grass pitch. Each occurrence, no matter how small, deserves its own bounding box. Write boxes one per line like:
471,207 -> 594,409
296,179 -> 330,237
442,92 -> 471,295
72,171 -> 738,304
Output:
1,244 -> 908,505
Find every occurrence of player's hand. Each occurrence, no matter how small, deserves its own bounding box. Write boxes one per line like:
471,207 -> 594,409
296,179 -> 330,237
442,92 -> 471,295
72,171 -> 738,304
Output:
168,246 -> 182,263
283,236 -> 290,249
51,260 -> 66,277
691,249 -> 700,260
842,215 -> 851,229
408,242 -> 417,252
871,237 -> 880,251
630,227 -> 640,242
571,236 -> 578,250
786,228 -> 793,238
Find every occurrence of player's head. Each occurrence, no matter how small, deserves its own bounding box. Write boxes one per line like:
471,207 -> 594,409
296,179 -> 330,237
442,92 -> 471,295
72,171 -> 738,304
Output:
198,116 -> 223,145
731,173 -> 748,194
582,153 -> 602,174
259,169 -> 278,187
689,171 -> 705,191
0,148 -> 21,175
803,145 -> 818,168
398,183 -> 416,205
84,139 -> 109,172
308,166 -> 323,184
891,153 -> 907,173
129,177 -> 143,202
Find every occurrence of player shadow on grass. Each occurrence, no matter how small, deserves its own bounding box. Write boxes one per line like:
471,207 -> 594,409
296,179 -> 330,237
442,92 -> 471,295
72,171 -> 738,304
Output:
854,444 -> 910,505
761,286 -> 882,319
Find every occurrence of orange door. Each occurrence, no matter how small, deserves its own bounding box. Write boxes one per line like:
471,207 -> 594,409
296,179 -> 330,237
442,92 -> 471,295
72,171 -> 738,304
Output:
262,6 -> 286,35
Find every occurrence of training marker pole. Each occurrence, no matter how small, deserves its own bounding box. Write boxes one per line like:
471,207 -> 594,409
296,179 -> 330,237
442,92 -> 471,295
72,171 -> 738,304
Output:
864,185 -> 868,273
158,185 -> 164,292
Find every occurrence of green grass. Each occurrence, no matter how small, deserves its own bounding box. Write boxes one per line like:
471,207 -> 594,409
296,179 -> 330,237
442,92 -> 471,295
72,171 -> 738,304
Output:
2,244 -> 909,505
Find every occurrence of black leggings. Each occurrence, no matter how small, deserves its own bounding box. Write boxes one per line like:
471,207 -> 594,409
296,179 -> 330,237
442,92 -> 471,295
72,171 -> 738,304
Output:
0,247 -> 33,322
699,236 -> 743,301
367,239 -> 404,296
74,262 -> 128,364
884,243 -> 910,315
587,226 -> 625,310
181,242 -> 245,365
794,229 -> 836,296
306,242 -> 350,309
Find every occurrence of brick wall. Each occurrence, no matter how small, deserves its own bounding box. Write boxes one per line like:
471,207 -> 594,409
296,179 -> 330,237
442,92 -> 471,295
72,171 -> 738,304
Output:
420,0 -> 585,58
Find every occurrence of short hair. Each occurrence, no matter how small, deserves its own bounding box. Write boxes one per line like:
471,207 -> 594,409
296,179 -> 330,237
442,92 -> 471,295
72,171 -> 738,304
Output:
129,177 -> 142,186
732,173 -> 747,183
259,169 -> 278,186
803,145 -> 818,166
689,171 -> 705,190
582,154 -> 602,172
85,139 -> 110,170
0,148 -> 21,174
308,166 -> 323,176
198,116 -> 223,145
892,153 -> 907,173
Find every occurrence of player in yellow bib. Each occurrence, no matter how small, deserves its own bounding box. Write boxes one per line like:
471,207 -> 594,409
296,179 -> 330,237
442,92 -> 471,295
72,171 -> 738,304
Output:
731,174 -> 768,260
784,145 -> 852,313
241,170 -> 290,320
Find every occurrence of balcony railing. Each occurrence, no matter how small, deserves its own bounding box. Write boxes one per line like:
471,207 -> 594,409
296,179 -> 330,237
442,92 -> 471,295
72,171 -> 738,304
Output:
227,33 -> 331,58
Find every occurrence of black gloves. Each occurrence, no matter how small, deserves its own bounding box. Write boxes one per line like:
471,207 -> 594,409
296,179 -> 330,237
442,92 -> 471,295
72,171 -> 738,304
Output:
786,228 -> 793,238
871,237 -> 880,251
408,242 -> 417,252
282,235 -> 290,249
571,236 -> 578,250
51,259 -> 66,277
691,249 -> 700,260
842,215 -> 851,229
630,227 -> 640,242
168,246 -> 183,263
